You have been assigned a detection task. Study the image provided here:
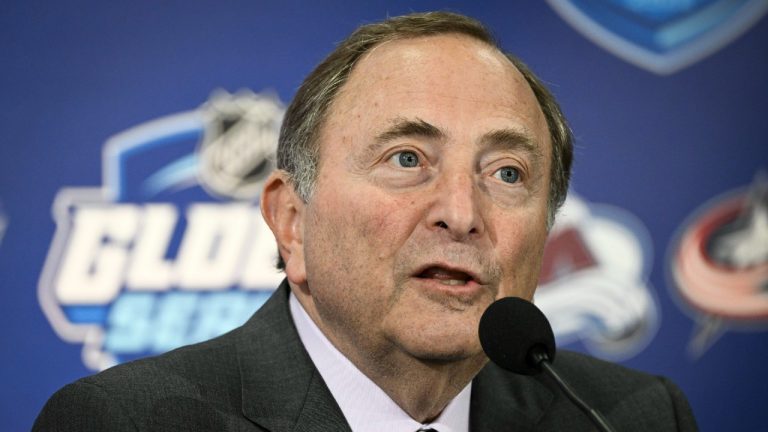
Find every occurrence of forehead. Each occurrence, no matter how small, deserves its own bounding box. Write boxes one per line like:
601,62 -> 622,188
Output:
320,34 -> 550,156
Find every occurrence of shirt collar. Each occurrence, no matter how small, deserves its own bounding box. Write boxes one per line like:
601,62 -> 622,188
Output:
289,292 -> 471,432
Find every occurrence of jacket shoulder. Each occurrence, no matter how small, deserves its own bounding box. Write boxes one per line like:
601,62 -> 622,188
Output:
475,350 -> 698,431
550,351 -> 698,431
33,284 -> 295,431
33,328 -> 247,431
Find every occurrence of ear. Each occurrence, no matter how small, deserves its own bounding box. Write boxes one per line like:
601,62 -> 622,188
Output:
260,170 -> 307,285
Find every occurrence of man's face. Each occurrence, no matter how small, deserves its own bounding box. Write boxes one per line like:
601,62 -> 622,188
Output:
294,34 -> 552,365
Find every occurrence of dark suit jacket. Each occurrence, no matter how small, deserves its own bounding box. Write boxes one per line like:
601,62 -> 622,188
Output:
34,280 -> 698,431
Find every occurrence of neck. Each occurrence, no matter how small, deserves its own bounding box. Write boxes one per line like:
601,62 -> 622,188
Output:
361,349 -> 486,422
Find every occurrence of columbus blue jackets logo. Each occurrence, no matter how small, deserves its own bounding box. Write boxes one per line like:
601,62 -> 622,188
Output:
547,0 -> 768,74
38,90 -> 285,370
669,174 -> 768,357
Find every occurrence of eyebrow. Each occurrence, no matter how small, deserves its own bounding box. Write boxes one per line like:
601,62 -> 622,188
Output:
374,117 -> 445,144
355,117 -> 445,165
480,128 -> 543,162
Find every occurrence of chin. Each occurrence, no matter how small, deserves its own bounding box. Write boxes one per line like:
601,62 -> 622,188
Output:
417,350 -> 478,364
400,332 -> 482,364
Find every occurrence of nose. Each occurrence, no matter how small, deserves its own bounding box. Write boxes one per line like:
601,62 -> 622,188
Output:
426,171 -> 485,241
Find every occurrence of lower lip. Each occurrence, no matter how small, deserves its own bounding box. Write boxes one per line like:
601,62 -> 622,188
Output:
412,277 -> 485,298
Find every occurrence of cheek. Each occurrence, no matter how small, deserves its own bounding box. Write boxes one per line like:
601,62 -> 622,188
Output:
349,193 -> 421,257
494,217 -> 549,300
309,186 -> 418,270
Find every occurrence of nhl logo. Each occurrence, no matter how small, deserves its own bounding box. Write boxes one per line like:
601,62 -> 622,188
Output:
37,90 -> 285,370
198,90 -> 284,201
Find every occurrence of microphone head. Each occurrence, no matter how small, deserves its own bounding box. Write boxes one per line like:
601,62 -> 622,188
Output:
478,296 -> 556,375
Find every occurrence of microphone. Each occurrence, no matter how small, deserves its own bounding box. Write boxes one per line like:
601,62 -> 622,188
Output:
479,297 -> 617,432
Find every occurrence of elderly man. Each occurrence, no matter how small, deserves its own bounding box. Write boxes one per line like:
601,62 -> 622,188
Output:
34,12 -> 697,432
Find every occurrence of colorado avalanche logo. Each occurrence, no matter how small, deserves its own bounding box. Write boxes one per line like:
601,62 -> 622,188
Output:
38,90 -> 285,370
535,194 -> 659,360
547,0 -> 768,74
670,174 -> 768,357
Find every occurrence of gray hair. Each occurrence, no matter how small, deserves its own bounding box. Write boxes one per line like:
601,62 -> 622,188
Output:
276,11 -> 573,268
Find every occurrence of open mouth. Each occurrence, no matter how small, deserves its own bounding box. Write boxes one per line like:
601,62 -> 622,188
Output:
416,266 -> 476,286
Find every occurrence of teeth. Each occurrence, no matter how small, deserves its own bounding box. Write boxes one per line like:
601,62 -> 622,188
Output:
439,279 -> 468,286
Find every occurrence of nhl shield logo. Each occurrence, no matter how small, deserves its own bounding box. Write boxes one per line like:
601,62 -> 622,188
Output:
547,0 -> 768,74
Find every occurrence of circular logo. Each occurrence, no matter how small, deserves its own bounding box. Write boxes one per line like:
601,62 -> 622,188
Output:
672,181 -> 768,321
198,90 -> 284,201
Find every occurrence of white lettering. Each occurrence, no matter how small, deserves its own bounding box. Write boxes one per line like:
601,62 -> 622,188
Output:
125,204 -> 178,290
55,205 -> 139,304
175,203 -> 251,290
54,202 -> 282,302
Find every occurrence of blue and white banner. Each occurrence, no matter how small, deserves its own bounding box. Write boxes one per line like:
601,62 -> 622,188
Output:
1,2 -> 766,430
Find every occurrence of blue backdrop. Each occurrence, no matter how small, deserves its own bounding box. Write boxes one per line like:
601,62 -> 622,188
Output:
2,1 -> 767,430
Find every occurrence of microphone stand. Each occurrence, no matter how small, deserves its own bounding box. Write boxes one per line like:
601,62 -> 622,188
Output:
529,347 -> 617,432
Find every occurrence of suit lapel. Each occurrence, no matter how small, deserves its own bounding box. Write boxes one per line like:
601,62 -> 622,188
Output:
470,364 -> 555,432
237,280 -> 351,432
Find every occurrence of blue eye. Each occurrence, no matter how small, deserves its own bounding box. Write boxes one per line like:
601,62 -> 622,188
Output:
392,151 -> 420,168
494,166 -> 520,184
